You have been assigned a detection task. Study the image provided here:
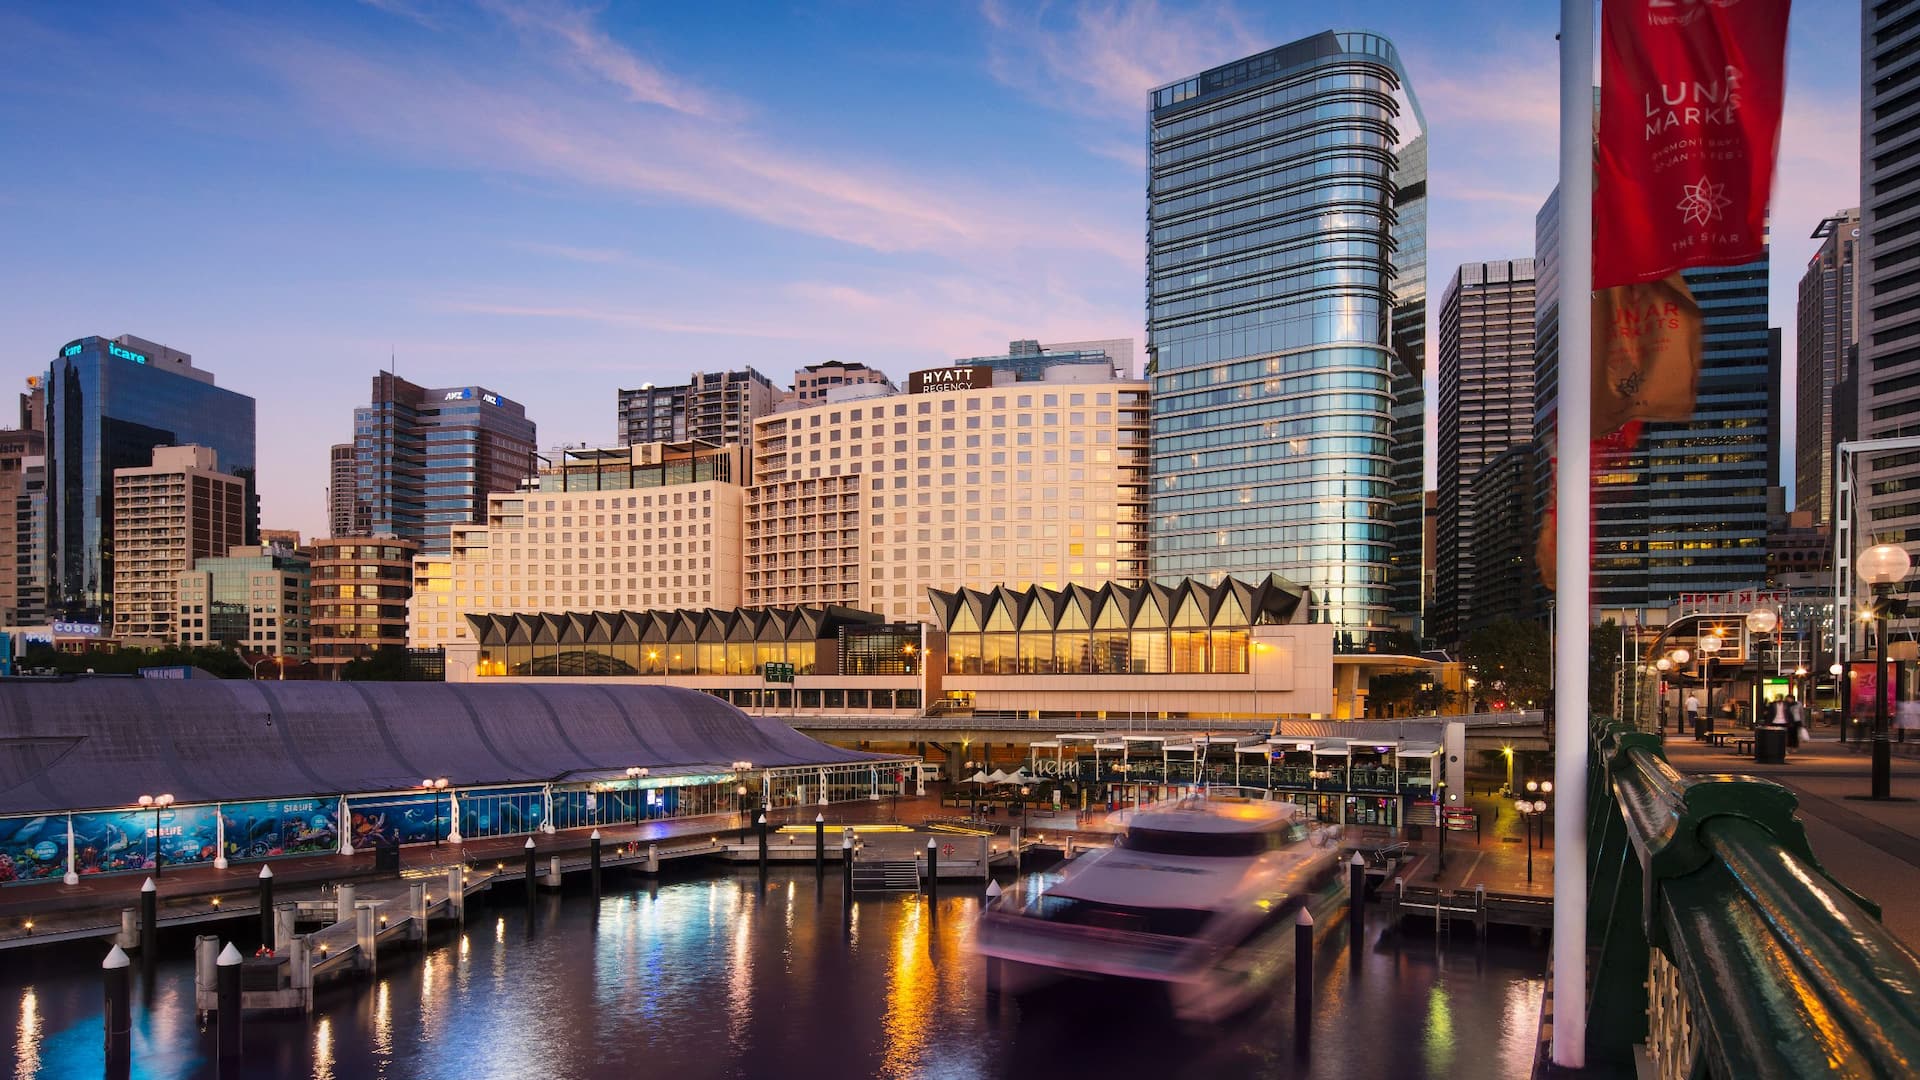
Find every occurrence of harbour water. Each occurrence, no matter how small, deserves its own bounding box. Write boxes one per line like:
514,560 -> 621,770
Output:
5,868 -> 1545,1079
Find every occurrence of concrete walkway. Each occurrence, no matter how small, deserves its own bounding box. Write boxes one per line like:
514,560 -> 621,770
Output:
1662,728 -> 1920,956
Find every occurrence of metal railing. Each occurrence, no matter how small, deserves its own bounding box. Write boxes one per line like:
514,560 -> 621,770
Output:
1583,716 -> 1920,1077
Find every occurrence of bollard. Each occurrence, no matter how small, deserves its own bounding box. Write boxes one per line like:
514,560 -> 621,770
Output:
1065,836 -> 1075,860
119,909 -> 138,950
814,814 -> 825,877
646,843 -> 659,874
103,945 -> 131,1079
1294,907 -> 1314,1057
335,883 -> 357,929
842,836 -> 855,906
139,878 -> 157,953
1348,852 -> 1366,956
589,830 -> 602,897
215,942 -> 243,1077
926,837 -> 939,898
446,867 -> 464,923
523,838 -> 538,908
273,903 -> 297,954
408,882 -> 426,937
757,812 -> 769,873
257,866 -> 274,950
195,935 -> 218,1010
288,936 -> 312,1011
547,855 -> 562,891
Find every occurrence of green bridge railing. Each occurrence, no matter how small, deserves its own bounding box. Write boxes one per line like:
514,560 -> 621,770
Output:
1585,717 -> 1920,1077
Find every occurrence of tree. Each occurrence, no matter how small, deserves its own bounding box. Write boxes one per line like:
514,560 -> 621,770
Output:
338,646 -> 414,682
1462,617 -> 1551,711
16,643 -> 250,678
1590,619 -> 1623,716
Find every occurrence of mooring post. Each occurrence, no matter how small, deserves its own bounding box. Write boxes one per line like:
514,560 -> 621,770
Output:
589,830 -> 602,897
118,909 -> 138,950
814,814 -> 825,877
257,866 -> 274,950
103,945 -> 131,1079
523,838 -> 538,908
1294,907 -> 1314,1057
646,843 -> 659,873
408,882 -> 426,938
138,877 -> 157,956
1349,851 -> 1366,957
273,903 -> 296,954
446,867 -> 464,922
926,837 -> 939,898
334,883 -> 357,929
354,905 -> 376,974
841,835 -> 854,906
288,936 -> 312,1012
546,855 -> 562,891
194,935 -> 218,1011
757,812 -> 769,873
216,943 -> 243,1077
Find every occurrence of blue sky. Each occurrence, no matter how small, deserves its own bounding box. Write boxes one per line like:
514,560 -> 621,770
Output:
0,1 -> 1861,539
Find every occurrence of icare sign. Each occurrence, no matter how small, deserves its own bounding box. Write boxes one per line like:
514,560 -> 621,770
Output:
907,366 -> 990,394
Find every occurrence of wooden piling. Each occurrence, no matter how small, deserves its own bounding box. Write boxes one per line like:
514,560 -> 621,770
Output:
589,830 -> 602,897
257,866 -> 275,950
1294,907 -> 1314,1057
1348,851 -> 1366,957
102,945 -> 131,1079
215,943 -> 243,1077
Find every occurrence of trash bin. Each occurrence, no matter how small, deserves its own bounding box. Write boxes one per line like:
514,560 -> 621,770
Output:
1754,726 -> 1788,764
373,841 -> 400,873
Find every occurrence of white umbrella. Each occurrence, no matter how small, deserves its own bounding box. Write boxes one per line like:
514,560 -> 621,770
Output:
968,771 -> 992,784
987,769 -> 1011,784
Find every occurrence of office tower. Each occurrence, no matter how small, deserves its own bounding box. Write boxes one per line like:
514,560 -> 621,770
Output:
1465,443 -> 1542,634
329,442 -> 363,537
1436,259 -> 1537,647
260,528 -> 301,552
950,340 -> 1130,382
177,544 -> 311,657
745,369 -> 1150,622
1145,32 -> 1425,641
1796,211 -> 1859,522
309,536 -> 417,668
0,425 -> 45,626
1534,194 -> 1771,614
352,374 -> 536,556
46,334 -> 256,622
110,445 -> 247,641
1852,0 -> 1920,597
779,361 -> 897,411
408,441 -> 746,649
1386,132 -> 1430,642
616,383 -> 688,445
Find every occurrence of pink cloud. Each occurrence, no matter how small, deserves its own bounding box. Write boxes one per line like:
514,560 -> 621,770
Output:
982,0 -> 1262,119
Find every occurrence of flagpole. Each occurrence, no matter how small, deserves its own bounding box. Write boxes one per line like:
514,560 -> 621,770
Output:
1553,0 -> 1593,1068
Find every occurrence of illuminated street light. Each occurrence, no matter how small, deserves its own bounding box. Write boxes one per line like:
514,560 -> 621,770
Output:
137,793 -> 175,877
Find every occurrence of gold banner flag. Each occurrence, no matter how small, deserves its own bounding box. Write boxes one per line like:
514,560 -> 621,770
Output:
1592,274 -> 1701,435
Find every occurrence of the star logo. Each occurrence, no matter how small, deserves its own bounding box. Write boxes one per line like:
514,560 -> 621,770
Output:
1676,177 -> 1731,227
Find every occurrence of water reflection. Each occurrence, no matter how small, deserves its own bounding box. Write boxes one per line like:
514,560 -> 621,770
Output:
0,867 -> 1543,1079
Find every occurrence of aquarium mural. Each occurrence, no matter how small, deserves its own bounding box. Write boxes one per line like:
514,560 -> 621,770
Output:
72,804 -> 219,875
0,815 -> 68,883
346,792 -> 446,849
221,798 -> 339,862
457,786 -> 546,840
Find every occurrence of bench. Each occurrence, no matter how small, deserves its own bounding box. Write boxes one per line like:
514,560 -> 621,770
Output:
1707,732 -> 1733,748
1734,738 -> 1754,756
1366,842 -> 1409,869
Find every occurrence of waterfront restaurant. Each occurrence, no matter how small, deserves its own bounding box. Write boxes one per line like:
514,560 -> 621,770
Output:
0,678 -> 910,885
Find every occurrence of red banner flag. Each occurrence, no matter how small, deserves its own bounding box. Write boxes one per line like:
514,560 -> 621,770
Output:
1594,0 -> 1790,289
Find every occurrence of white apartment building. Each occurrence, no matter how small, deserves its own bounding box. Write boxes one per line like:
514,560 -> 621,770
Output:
110,445 -> 246,642
745,371 -> 1150,622
408,443 -> 745,649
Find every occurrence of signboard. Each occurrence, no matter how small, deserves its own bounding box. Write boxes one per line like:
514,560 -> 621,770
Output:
1849,661 -> 1898,719
763,662 -> 795,684
1673,590 -> 1789,617
140,665 -> 192,680
907,366 -> 992,394
53,620 -> 102,637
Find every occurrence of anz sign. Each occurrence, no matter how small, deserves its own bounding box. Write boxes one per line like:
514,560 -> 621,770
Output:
442,388 -> 504,406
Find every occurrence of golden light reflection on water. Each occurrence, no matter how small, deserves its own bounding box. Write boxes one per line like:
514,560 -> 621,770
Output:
312,1015 -> 334,1080
1425,982 -> 1455,1075
879,901 -> 934,1079
373,979 -> 393,1060
15,989 -> 39,1079
726,886 -> 753,1050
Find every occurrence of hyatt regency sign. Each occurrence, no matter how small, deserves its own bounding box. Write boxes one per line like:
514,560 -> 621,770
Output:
908,366 -> 991,394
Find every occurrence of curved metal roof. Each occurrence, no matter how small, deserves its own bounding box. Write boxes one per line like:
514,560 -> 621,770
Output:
0,679 -> 888,815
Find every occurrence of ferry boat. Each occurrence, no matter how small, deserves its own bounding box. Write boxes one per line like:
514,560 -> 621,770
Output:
975,796 -> 1341,1022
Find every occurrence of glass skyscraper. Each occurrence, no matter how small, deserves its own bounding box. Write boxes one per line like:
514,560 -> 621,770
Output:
45,335 -> 256,622
1146,31 -> 1425,640
352,374 -> 536,556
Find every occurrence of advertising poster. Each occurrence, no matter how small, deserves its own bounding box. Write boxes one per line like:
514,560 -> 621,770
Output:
0,814 -> 68,883
71,804 -> 218,875
1850,661 -> 1898,720
221,798 -> 339,862
346,792 -> 442,849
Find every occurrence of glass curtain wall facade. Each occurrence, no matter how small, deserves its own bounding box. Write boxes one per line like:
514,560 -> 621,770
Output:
1386,131 -> 1428,642
353,375 -> 537,556
45,336 -> 256,621
1146,32 -> 1424,643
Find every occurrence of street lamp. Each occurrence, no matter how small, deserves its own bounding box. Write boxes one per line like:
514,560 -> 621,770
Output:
1518,798 -> 1546,884
626,766 -> 649,825
1858,542 -> 1912,800
419,778 -> 448,845
137,794 -> 175,877
1698,633 -> 1724,733
1433,779 -> 1449,880
1655,657 -> 1674,732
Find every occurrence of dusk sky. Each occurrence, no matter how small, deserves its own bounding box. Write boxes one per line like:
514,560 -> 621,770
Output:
0,1 -> 1862,539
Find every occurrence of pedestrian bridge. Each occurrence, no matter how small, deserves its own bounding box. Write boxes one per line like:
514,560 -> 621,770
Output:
1581,717 -> 1920,1076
